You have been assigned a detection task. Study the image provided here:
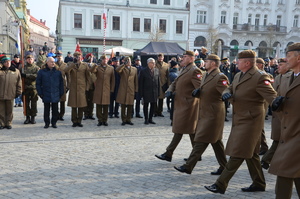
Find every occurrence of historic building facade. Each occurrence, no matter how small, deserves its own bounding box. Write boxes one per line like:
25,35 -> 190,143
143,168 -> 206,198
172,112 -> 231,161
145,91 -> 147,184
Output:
189,0 -> 300,59
56,0 -> 189,58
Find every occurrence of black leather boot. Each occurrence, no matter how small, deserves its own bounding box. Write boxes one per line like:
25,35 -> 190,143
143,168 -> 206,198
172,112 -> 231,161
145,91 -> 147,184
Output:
24,116 -> 31,124
31,116 -> 36,124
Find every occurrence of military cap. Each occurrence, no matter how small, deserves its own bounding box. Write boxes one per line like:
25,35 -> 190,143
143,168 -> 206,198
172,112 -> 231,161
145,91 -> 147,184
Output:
256,58 -> 265,65
206,54 -> 220,61
286,42 -> 300,53
269,57 -> 274,60
14,54 -> 20,58
183,50 -> 195,57
112,57 -> 119,62
158,53 -> 164,57
73,51 -> 82,57
134,55 -> 141,61
170,60 -> 178,67
264,57 -> 270,62
238,50 -> 256,59
221,57 -> 228,62
26,54 -> 33,59
278,58 -> 287,63
100,54 -> 107,60
67,51 -> 71,54
39,49 -> 43,52
195,58 -> 202,64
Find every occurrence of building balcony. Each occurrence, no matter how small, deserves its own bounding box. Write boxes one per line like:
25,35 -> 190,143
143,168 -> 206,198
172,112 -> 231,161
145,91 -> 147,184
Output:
232,24 -> 287,33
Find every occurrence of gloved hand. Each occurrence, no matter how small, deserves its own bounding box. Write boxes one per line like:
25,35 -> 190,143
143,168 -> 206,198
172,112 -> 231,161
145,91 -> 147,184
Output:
165,91 -> 172,98
222,93 -> 232,101
192,88 -> 201,97
271,96 -> 284,111
21,73 -> 26,78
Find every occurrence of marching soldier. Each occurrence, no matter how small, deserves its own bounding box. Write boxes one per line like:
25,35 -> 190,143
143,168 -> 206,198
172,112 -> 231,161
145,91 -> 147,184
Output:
155,53 -> 169,117
0,55 -> 22,129
116,57 -> 138,125
20,55 -> 39,124
205,50 -> 277,195
268,43 -> 300,198
90,55 -> 115,126
174,54 -> 228,175
155,50 -> 202,162
64,52 -> 89,127
56,52 -> 69,121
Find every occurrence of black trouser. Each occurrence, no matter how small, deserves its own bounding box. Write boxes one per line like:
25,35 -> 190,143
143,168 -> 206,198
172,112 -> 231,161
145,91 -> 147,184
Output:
155,98 -> 163,115
44,102 -> 58,125
170,96 -> 175,121
134,99 -> 141,116
109,93 -> 119,117
166,96 -> 171,111
84,89 -> 94,117
58,101 -> 65,118
143,102 -> 155,121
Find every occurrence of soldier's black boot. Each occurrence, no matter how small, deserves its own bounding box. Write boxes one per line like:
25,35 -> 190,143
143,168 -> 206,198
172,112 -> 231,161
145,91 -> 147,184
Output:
24,116 -> 31,124
31,116 -> 36,124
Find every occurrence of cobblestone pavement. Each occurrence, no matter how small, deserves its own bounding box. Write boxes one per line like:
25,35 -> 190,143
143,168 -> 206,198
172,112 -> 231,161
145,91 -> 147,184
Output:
0,100 -> 298,199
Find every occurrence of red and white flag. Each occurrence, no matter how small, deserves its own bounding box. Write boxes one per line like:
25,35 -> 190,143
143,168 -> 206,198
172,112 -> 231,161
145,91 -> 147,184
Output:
103,9 -> 107,29
75,42 -> 81,53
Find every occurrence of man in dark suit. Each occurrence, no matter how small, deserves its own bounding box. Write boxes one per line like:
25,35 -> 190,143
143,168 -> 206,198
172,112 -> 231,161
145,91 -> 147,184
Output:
205,50 -> 277,195
139,58 -> 160,124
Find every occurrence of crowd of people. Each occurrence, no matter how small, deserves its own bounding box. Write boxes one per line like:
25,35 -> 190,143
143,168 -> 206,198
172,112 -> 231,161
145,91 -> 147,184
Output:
0,42 -> 299,198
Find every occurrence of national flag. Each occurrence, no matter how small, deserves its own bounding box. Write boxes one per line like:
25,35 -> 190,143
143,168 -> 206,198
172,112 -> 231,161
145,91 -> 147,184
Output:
103,9 -> 107,29
75,42 -> 81,53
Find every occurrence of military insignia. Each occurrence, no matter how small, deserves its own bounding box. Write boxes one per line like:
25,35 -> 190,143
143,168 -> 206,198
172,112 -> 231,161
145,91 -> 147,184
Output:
264,80 -> 270,85
197,74 -> 202,78
270,79 -> 274,83
222,80 -> 227,85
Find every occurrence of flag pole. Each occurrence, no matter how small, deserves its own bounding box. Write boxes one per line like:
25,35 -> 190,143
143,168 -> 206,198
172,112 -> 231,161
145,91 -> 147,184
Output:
103,4 -> 107,55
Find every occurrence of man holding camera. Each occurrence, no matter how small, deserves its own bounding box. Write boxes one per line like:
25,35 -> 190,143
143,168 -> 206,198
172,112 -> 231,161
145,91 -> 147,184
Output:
64,52 -> 90,127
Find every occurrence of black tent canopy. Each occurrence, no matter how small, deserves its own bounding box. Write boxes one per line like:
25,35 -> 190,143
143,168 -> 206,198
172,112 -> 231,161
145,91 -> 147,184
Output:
135,42 -> 185,56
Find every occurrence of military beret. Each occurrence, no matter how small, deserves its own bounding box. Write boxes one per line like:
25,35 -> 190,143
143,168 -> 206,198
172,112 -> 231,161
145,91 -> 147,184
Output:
221,57 -> 228,62
286,42 -> 300,53
170,60 -> 178,67
112,57 -> 119,62
238,50 -> 256,59
26,54 -> 33,59
256,58 -> 265,65
206,54 -> 220,61
183,50 -> 195,57
278,58 -> 287,63
158,53 -> 164,57
195,58 -> 202,64
100,55 -> 107,60
73,51 -> 82,57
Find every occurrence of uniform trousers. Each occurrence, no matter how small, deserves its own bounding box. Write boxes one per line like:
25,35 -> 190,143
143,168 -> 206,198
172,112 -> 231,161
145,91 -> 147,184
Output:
275,176 -> 300,199
96,104 -> 109,123
0,99 -> 14,126
84,89 -> 94,117
143,102 -> 155,121
155,98 -> 164,115
24,89 -> 38,117
165,133 -> 195,157
121,104 -> 133,123
183,140 -> 227,173
44,102 -> 58,125
261,140 -> 278,164
58,101 -> 65,118
71,107 -> 84,124
260,129 -> 269,152
215,153 -> 266,192
109,93 -> 119,117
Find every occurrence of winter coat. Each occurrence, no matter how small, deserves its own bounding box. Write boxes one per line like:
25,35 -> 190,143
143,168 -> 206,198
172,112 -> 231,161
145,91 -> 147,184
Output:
0,66 -> 22,100
139,67 -> 160,103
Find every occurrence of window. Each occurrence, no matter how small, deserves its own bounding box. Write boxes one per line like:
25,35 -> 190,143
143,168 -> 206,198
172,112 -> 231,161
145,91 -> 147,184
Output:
150,0 -> 157,4
93,15 -> 101,29
176,20 -> 183,34
276,15 -> 281,26
265,0 -> 270,3
133,18 -> 140,31
297,0 -> 300,4
233,13 -> 238,25
248,14 -> 252,24
293,15 -> 299,27
257,0 -> 262,3
278,0 -> 283,4
263,15 -> 268,26
74,14 -> 82,28
255,14 -> 260,29
164,0 -> 170,5
159,19 -> 166,33
221,11 -> 226,24
15,0 -> 20,7
144,18 -> 151,32
113,16 -> 120,30
197,11 -> 207,23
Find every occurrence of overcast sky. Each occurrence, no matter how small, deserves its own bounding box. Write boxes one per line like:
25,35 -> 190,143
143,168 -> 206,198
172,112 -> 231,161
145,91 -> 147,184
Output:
26,0 -> 60,34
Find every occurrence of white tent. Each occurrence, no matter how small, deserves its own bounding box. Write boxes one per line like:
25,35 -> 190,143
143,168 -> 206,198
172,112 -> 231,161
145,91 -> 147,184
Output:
104,46 -> 135,56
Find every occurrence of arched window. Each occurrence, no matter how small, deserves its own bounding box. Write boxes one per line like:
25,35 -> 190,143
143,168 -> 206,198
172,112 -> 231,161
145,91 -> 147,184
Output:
194,36 -> 207,47
258,41 -> 267,58
230,40 -> 239,57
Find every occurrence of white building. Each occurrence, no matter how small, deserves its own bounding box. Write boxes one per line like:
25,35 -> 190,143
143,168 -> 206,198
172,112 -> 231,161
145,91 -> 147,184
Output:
56,0 -> 189,59
189,0 -> 300,59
